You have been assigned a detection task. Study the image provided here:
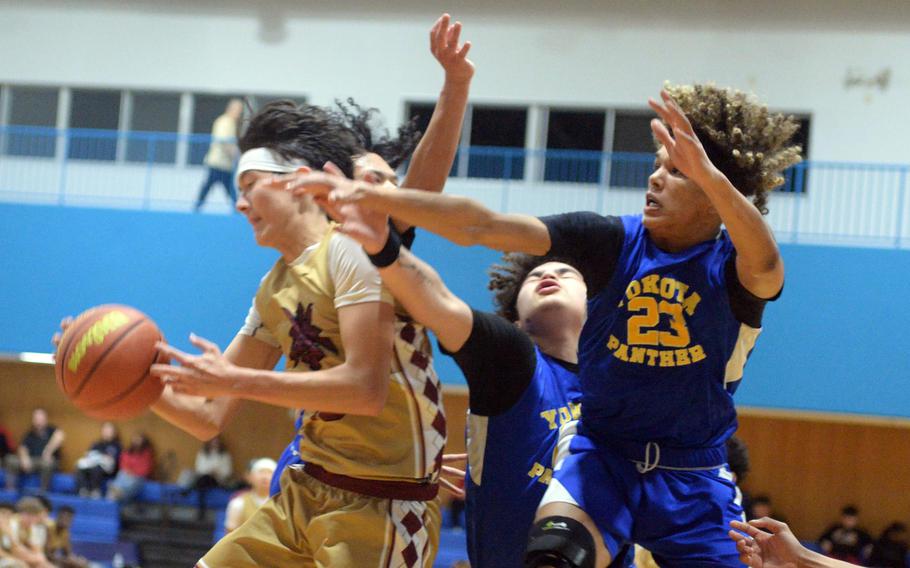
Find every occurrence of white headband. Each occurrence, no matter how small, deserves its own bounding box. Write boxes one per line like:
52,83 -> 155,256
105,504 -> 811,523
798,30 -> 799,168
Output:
235,147 -> 309,187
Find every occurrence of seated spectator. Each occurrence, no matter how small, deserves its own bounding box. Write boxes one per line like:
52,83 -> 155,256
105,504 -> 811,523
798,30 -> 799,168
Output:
747,494 -> 787,524
4,410 -> 65,493
867,521 -> 908,568
45,506 -> 88,568
106,433 -> 154,504
0,421 -> 15,486
0,502 -> 26,568
224,459 -> 275,534
819,505 -> 873,564
74,422 -> 121,499
9,497 -> 52,568
177,437 -> 233,519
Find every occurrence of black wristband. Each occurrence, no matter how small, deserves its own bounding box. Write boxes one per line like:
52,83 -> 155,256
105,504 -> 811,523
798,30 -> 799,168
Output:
368,227 -> 402,268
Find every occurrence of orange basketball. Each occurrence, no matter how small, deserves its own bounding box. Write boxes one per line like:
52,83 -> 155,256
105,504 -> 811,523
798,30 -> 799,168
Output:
55,304 -> 166,420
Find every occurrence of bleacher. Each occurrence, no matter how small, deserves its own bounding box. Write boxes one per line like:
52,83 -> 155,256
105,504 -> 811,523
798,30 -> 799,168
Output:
0,469 -> 237,567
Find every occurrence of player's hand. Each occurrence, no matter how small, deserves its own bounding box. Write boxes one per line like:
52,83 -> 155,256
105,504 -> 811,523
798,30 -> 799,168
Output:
332,174 -> 392,256
51,316 -> 74,350
20,454 -> 33,472
649,89 -> 722,188
430,14 -> 474,84
150,334 -> 241,398
729,518 -> 806,568
439,453 -> 467,498
275,163 -> 383,212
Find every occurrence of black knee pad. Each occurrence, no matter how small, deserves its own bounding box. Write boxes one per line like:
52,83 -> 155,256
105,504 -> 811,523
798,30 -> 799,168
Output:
525,516 -> 596,568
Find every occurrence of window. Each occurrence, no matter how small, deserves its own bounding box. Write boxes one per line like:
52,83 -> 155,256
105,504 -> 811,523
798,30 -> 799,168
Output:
127,91 -> 181,164
468,106 -> 526,180
404,101 -> 460,177
189,94 -> 240,165
68,89 -> 121,161
610,111 -> 654,189
778,116 -> 811,193
5,86 -> 58,157
545,109 -> 605,183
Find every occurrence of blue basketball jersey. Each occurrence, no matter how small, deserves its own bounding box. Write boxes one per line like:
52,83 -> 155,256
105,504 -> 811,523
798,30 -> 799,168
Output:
270,410 -> 304,496
578,215 -> 762,463
465,347 -> 582,568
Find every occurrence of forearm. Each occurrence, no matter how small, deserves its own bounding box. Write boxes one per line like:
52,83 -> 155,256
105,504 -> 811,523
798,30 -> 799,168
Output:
229,363 -> 389,416
379,249 -> 472,351
402,78 -> 471,193
701,172 -> 782,283
151,389 -> 239,441
798,549 -> 858,568
361,187 -> 549,253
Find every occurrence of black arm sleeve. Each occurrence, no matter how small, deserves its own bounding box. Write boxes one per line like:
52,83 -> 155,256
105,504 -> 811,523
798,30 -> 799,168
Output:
441,310 -> 538,416
540,212 -> 625,297
400,226 -> 417,249
724,255 -> 780,328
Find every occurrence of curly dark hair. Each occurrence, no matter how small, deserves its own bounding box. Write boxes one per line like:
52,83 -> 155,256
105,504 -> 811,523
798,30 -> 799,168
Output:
725,435 -> 750,482
488,253 -> 578,322
662,84 -> 803,215
238,100 -> 360,179
334,98 -> 422,169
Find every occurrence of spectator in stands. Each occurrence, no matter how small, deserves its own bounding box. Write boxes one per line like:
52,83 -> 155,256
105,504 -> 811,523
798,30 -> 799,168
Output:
45,506 -> 88,568
867,521 -> 909,568
4,410 -> 65,494
194,99 -> 243,212
9,497 -> 52,568
747,494 -> 787,524
0,502 -> 25,568
819,505 -> 873,564
177,436 -> 233,520
0,421 -> 15,488
74,422 -> 121,499
224,458 -> 275,533
106,433 -> 154,504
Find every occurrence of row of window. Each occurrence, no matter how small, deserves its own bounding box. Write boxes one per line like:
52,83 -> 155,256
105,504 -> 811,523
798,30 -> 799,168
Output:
0,84 -> 810,190
0,86 -> 305,165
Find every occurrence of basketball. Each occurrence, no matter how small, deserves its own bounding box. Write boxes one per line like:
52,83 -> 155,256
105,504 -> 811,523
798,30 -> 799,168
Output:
55,304 -> 166,420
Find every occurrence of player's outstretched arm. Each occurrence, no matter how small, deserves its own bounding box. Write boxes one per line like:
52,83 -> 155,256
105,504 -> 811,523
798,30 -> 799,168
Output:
151,333 -> 281,440
328,199 -> 475,352
399,13 -> 473,198
649,90 -> 784,299
729,518 -> 859,568
283,171 -> 552,255
151,302 -> 395,416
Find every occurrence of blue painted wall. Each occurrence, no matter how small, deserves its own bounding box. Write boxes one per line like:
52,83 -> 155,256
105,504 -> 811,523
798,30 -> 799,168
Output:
2,203 -> 908,417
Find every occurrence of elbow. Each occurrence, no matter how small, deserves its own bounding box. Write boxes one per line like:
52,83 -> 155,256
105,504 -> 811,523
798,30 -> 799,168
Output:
354,370 -> 389,417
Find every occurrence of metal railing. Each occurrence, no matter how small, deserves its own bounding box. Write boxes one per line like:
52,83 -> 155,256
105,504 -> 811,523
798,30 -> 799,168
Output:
0,125 -> 907,248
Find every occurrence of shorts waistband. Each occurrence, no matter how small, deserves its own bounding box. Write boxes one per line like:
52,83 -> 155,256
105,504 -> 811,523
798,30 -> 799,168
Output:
302,463 -> 439,501
602,438 -> 728,470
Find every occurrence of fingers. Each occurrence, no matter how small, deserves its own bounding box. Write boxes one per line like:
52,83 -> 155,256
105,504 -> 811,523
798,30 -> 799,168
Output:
446,20 -> 462,50
441,465 -> 466,478
323,161 -> 344,177
150,363 -> 193,379
650,118 -> 675,151
432,13 -> 449,51
457,41 -> 472,59
442,453 -> 468,463
154,342 -> 194,366
730,519 -> 766,538
749,517 -> 788,534
51,332 -> 62,348
60,316 -> 74,331
439,477 -> 465,499
188,333 -> 220,356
